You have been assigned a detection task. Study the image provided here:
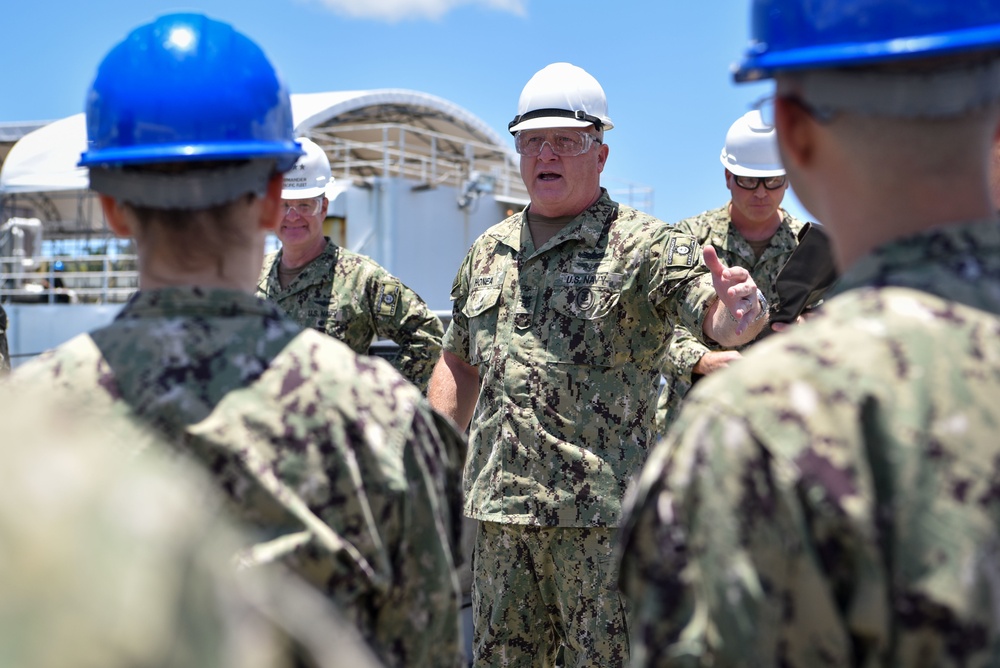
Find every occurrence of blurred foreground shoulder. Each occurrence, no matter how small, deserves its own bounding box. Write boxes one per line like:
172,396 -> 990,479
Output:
0,385 -> 384,668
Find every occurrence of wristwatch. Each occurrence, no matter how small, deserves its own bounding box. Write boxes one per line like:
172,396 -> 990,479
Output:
727,288 -> 769,323
752,288 -> 769,322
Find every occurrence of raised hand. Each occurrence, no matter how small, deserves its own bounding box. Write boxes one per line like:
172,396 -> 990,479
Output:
704,246 -> 761,336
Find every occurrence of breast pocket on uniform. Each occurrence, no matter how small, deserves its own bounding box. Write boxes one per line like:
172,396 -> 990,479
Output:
462,271 -> 505,365
547,273 -> 621,367
310,305 -> 349,338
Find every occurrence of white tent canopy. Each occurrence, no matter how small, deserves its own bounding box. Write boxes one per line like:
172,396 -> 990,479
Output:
292,89 -> 507,146
0,113 -> 88,193
0,89 -> 528,318
0,91 -> 521,197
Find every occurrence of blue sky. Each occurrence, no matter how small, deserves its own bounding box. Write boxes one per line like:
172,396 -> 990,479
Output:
0,0 -> 811,225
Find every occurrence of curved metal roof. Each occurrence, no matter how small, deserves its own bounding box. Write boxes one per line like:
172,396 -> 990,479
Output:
293,89 -> 508,149
292,89 -> 525,199
0,88 -> 527,203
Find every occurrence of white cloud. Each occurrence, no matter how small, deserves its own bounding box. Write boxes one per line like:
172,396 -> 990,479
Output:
305,0 -> 526,22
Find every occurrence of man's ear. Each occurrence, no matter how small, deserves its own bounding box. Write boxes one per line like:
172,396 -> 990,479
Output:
259,174 -> 284,232
99,194 -> 133,238
774,96 -> 815,171
596,142 -> 609,173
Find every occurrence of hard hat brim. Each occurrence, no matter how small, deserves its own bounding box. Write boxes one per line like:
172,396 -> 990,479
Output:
509,116 -> 612,134
733,23 -> 1000,83
78,141 -> 303,173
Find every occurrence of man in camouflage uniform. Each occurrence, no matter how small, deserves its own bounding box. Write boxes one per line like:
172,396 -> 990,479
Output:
428,62 -> 767,667
0,385 -> 385,668
11,14 -> 463,668
619,2 -> 1000,666
655,110 -> 807,431
257,137 -> 443,392
0,303 -> 9,374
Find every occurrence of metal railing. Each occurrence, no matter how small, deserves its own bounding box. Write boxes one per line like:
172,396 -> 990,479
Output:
0,254 -> 139,304
310,121 -> 529,203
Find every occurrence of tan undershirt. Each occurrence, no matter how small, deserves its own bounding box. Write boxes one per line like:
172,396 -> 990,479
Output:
527,211 -> 577,249
277,261 -> 309,290
748,235 -> 774,261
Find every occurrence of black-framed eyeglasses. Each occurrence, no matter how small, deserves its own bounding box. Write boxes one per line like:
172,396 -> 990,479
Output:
733,174 -> 787,190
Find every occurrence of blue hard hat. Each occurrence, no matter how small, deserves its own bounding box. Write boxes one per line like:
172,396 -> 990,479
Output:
79,13 -> 303,172
734,0 -> 1000,82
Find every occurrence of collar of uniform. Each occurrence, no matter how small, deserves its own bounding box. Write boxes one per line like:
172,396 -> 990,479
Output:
706,204 -> 736,248
770,209 -> 801,247
715,205 -> 797,252
303,237 -> 340,274
486,212 -> 524,252
263,237 -> 339,297
831,217 -> 1000,296
273,237 -> 338,274
489,189 -> 617,252
568,190 -> 618,248
116,285 -> 286,321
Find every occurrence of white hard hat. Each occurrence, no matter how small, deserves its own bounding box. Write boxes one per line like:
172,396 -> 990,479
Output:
719,110 -> 785,177
282,137 -> 333,199
508,62 -> 614,135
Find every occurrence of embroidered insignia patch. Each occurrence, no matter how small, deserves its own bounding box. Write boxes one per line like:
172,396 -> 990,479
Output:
556,272 -> 623,290
378,283 -> 401,317
666,236 -> 698,267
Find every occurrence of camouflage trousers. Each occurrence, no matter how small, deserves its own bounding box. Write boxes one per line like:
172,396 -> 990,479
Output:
471,521 -> 628,668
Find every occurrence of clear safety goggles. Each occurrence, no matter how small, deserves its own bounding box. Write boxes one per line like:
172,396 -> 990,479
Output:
734,174 -> 787,190
514,130 -> 602,157
281,197 -> 324,217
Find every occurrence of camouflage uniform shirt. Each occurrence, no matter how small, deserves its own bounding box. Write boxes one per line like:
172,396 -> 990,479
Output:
13,286 -> 465,668
656,205 -> 806,431
619,219 -> 1000,667
443,190 -> 710,527
258,238 -> 443,392
0,386 -> 385,668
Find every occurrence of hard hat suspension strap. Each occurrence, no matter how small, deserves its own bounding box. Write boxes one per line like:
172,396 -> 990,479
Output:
508,108 -> 604,132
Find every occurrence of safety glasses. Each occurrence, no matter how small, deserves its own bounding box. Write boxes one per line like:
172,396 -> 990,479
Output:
514,130 -> 602,157
281,197 -> 324,217
733,174 -> 787,190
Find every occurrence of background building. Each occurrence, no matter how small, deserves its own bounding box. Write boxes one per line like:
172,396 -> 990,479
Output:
0,89 -> 549,366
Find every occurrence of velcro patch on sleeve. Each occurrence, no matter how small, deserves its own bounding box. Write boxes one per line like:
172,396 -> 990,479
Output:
377,282 -> 401,317
666,235 -> 699,267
